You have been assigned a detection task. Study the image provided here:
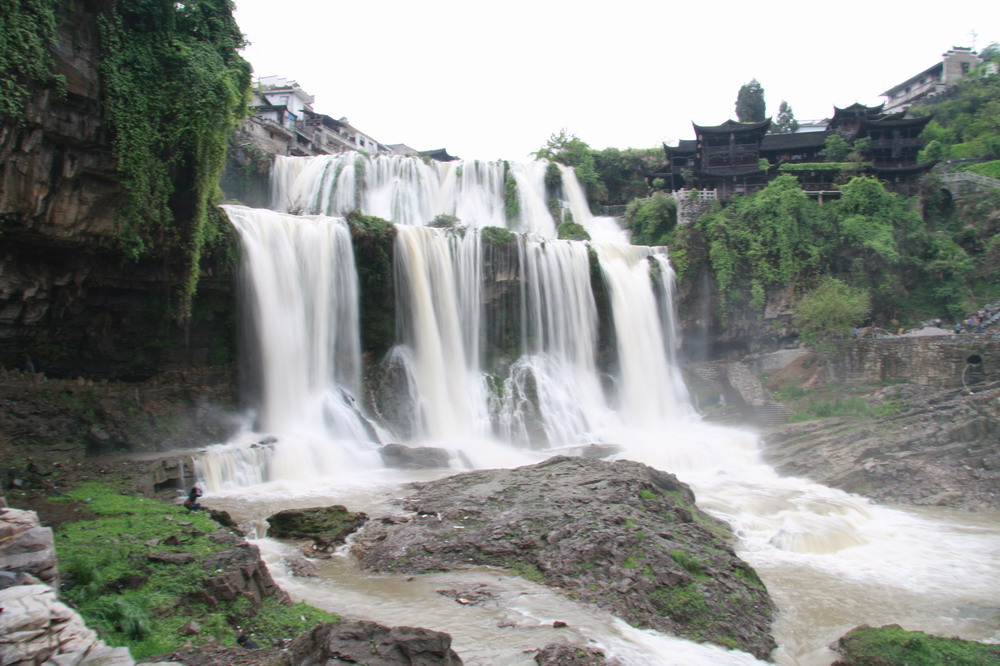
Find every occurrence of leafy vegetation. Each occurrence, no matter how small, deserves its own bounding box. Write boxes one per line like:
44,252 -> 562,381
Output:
97,0 -> 251,320
557,220 -> 591,241
669,549 -> 708,579
770,100 -> 798,134
735,79 -> 766,123
913,45 -> 1000,162
701,175 -> 825,317
503,164 -> 520,223
664,160 -> 994,329
481,225 -> 515,246
53,482 -> 337,658
625,192 -> 677,246
778,162 -> 865,172
535,131 -> 660,209
792,278 -> 871,345
0,0 -> 63,118
968,159 -> 1000,178
347,210 -> 395,359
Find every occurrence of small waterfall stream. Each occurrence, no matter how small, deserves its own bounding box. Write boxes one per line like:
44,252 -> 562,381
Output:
196,153 -> 999,664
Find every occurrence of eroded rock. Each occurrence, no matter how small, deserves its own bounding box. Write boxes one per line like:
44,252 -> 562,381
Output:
353,456 -> 776,659
197,542 -> 289,608
288,620 -> 463,665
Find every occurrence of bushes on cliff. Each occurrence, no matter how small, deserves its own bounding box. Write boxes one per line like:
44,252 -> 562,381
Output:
700,174 -> 825,319
792,277 -> 871,345
97,0 -> 251,319
673,173 -> 992,330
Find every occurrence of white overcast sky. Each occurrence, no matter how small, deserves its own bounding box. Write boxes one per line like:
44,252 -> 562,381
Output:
233,0 -> 999,162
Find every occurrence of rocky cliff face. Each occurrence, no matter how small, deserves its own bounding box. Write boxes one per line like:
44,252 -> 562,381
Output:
0,0 -> 236,381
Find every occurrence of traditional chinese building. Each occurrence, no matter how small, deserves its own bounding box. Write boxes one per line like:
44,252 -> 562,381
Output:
653,103 -> 932,200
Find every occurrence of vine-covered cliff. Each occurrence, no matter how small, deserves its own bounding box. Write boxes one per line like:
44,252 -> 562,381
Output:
0,0 -> 248,380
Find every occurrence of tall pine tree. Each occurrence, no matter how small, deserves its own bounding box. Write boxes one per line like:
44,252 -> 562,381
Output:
735,79 -> 766,122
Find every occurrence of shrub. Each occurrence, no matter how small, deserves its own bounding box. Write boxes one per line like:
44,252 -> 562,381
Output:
793,278 -> 871,346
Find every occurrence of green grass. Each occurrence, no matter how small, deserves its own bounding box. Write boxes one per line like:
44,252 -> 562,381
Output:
669,549 -> 707,579
650,583 -> 710,623
507,561 -> 545,583
53,482 -> 338,659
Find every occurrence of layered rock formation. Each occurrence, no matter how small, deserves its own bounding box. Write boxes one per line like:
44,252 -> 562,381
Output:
0,505 -> 135,665
764,380 -> 1000,509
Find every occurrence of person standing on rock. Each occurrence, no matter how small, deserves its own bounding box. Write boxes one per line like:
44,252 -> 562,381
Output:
184,486 -> 203,511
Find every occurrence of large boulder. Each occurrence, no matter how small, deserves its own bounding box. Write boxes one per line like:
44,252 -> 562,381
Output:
0,507 -> 58,586
266,506 -> 367,552
353,456 -> 776,659
288,620 -> 462,665
196,542 -> 289,608
0,583 -> 134,665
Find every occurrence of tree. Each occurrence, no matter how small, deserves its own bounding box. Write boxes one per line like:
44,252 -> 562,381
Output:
821,134 -> 851,161
533,130 -> 605,206
735,79 -> 766,122
771,101 -> 799,134
793,278 -> 871,345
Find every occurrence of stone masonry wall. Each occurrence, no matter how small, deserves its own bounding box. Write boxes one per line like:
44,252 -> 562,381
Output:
824,335 -> 999,388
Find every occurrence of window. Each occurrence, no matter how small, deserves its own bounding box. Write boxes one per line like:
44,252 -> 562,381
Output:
961,62 -> 970,74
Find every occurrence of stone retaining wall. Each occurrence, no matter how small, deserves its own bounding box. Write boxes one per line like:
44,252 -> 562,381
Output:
824,335 -> 999,388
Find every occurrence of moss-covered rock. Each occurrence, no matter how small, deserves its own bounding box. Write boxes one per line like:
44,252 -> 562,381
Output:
266,506 -> 367,550
557,221 -> 591,241
832,624 -> 1000,665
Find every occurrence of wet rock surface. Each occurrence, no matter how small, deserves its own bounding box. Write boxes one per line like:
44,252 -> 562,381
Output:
287,620 -> 463,665
764,381 -> 1000,509
380,442 -> 451,469
534,643 -> 620,665
353,456 -> 776,659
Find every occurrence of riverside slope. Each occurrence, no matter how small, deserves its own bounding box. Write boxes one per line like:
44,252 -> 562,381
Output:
353,456 -> 776,659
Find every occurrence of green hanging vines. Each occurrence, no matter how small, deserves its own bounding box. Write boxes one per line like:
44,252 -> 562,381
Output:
0,0 -> 62,118
97,0 -> 250,319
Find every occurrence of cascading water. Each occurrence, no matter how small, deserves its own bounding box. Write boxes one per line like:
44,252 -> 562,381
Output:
197,153 -> 1000,665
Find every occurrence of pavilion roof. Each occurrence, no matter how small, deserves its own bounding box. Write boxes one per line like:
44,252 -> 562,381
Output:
693,119 -> 772,135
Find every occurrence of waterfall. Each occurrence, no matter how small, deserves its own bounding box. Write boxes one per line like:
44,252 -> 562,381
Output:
391,225 -> 490,442
202,205 -> 383,485
194,154 -> 998,665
